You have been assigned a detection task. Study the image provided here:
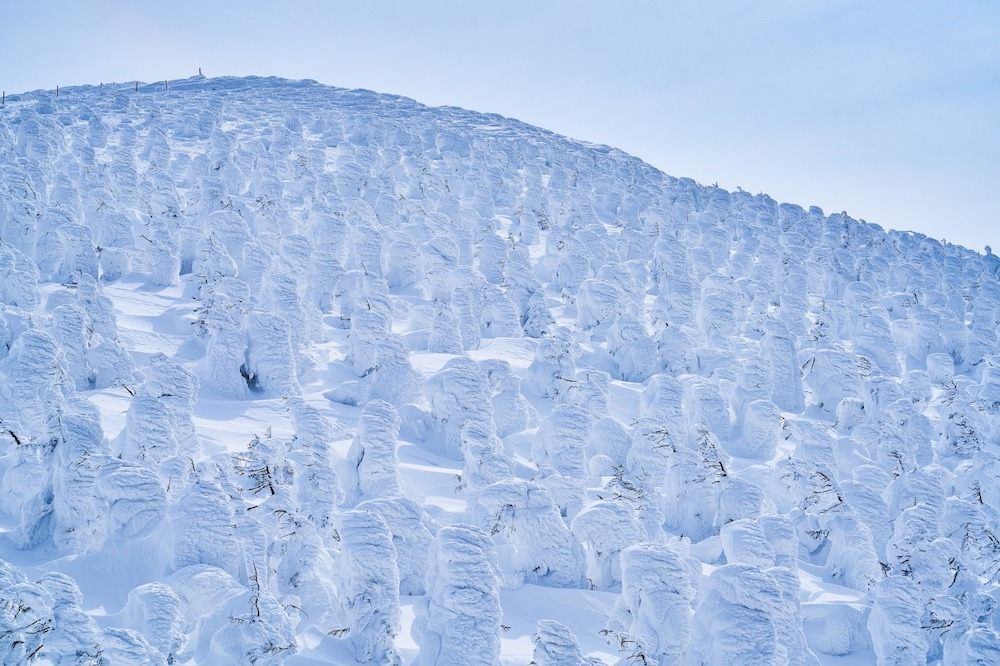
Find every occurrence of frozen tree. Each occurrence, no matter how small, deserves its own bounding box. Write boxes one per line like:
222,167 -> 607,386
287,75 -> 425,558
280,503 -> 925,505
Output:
117,389 -> 179,465
720,518 -> 776,568
527,328 -> 578,399
37,571 -> 105,663
605,542 -> 695,664
427,299 -> 463,353
868,576 -> 928,665
762,320 -> 805,413
344,399 -> 402,503
121,582 -> 185,663
535,404 -> 590,480
474,479 -> 585,587
415,525 -> 501,666
735,399 -> 781,460
533,619 -> 598,666
480,359 -> 536,437
0,560 -> 55,663
334,509 -> 402,665
0,240 -> 40,310
169,474 -> 240,577
607,314 -> 658,382
571,500 -> 645,589
689,565 -> 782,665
576,277 -> 621,333
145,352 -> 199,450
356,496 -> 436,595
244,311 -> 298,396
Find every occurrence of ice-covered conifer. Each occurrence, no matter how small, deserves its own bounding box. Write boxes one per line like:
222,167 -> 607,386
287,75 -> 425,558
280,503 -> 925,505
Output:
347,309 -> 389,377
424,356 -> 496,457
474,479 -> 585,587
720,518 -> 775,568
533,619 -> 597,666
682,376 -> 731,445
37,571 -> 105,662
100,627 -> 169,665
591,416 -> 632,468
0,240 -> 39,310
868,576 -> 928,665
480,360 -> 536,438
522,290 -> 554,338
261,271 -> 312,349
169,475 -> 240,576
244,311 -> 298,396
639,373 -> 684,424
803,346 -> 865,413
576,277 -> 621,334
122,582 -> 186,663
459,417 -> 512,489
384,239 -> 425,292
571,500 -> 645,589
356,497 -> 436,595
823,513 -> 882,591
307,249 -> 344,313
660,426 -> 729,541
607,314 -> 658,382
117,388 -> 179,465
527,328 -> 578,398
416,524 -> 501,666
606,542 -> 696,664
0,560 -> 55,663
655,323 -> 695,375
95,457 -> 167,538
85,335 -> 135,389
345,399 -> 402,503
285,397 -> 342,528
767,566 -> 820,666
762,319 -> 804,412
735,399 -> 781,460
689,564 -> 781,665
196,278 -> 251,398
145,352 -> 199,448
450,275 -> 482,350
427,299 -> 463,353
480,284 -> 521,338
334,509 -> 402,665
535,404 -> 590,480
697,274 -> 740,343
49,302 -> 91,389
142,223 -> 181,286
626,417 -> 680,497
336,269 -> 392,325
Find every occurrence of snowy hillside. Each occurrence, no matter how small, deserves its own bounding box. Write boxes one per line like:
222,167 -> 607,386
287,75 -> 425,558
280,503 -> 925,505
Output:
1,75 -> 999,665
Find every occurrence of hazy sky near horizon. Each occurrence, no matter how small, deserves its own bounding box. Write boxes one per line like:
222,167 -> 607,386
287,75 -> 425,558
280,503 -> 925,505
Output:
2,1 -> 997,250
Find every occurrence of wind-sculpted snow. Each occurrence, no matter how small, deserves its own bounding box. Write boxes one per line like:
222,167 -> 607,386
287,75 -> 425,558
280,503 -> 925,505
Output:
0,75 -> 999,664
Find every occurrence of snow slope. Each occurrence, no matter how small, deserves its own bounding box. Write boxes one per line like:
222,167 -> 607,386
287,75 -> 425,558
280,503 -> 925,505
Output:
1,75 -> 999,665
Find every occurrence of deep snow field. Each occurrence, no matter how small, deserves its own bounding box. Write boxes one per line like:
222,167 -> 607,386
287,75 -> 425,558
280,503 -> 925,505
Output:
1,75 -> 999,665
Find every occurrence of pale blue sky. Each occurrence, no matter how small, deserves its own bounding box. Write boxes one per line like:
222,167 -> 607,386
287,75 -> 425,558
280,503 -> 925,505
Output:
2,1 -> 997,250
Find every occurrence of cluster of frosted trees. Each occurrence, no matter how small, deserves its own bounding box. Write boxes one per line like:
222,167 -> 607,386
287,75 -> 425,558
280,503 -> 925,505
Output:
1,77 -> 999,664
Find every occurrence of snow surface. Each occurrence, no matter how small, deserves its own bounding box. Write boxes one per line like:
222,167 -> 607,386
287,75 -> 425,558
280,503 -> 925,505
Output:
1,75 -> 1000,665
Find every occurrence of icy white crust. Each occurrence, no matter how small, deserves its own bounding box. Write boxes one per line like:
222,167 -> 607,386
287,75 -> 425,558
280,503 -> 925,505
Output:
0,76 -> 999,664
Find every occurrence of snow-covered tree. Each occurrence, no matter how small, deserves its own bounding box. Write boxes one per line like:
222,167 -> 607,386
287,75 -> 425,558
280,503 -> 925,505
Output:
605,542 -> 695,664
415,525 -> 501,666
334,509 -> 402,665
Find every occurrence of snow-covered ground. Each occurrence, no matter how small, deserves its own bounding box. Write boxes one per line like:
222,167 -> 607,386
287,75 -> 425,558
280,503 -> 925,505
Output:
1,75 -> 999,664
